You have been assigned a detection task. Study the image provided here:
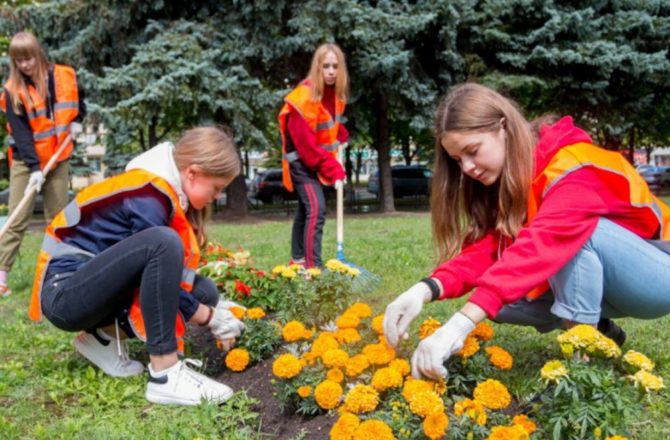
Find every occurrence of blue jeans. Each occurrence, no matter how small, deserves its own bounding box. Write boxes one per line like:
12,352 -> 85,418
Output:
495,218 -> 670,330
41,227 -> 219,355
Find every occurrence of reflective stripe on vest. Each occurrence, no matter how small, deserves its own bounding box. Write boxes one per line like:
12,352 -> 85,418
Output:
524,142 -> 670,300
0,64 -> 79,169
278,81 -> 345,192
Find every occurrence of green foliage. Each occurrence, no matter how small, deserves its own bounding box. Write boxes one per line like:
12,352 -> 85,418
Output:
235,316 -> 282,364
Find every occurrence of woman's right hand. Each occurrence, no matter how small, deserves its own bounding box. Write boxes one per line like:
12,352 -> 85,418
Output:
208,304 -> 245,342
383,282 -> 433,347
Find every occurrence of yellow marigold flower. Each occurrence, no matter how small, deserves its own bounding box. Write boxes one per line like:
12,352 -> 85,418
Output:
629,370 -> 664,392
336,313 -> 360,329
623,350 -> 655,371
345,302 -> 372,318
301,351 -> 319,367
343,384 -> 379,414
557,324 -> 621,358
289,263 -> 303,271
371,367 -> 404,392
423,411 -> 449,440
371,314 -> 385,335
594,427 -> 602,439
362,341 -> 396,365
282,321 -> 313,342
297,385 -> 312,398
246,307 -> 266,320
322,348 -> 350,369
431,379 -> 447,396
325,259 -> 344,271
408,390 -> 444,418
314,380 -> 343,410
311,333 -> 340,357
473,379 -> 511,410
272,353 -> 303,379
419,317 -> 442,340
327,368 -> 344,383
485,346 -> 513,370
604,436 -> 630,440
389,358 -> 411,376
402,378 -> 433,402
272,264 -> 287,275
560,343 -> 574,358
512,414 -> 536,434
330,412 -> 360,440
470,322 -> 494,341
281,267 -> 297,279
540,360 -> 569,383
352,419 -> 394,440
229,306 -> 246,320
306,267 -> 321,278
225,348 -> 250,372
594,336 -> 622,358
345,354 -> 370,377
487,425 -> 529,440
454,398 -> 487,426
457,336 -> 480,358
335,328 -> 362,344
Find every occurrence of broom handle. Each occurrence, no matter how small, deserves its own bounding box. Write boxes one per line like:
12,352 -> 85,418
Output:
0,134 -> 71,240
336,143 -> 347,251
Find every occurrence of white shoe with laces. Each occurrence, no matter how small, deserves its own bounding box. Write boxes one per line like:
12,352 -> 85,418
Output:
145,359 -> 234,406
73,330 -> 144,377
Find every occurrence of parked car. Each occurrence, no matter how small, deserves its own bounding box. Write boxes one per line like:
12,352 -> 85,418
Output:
0,188 -> 75,214
249,169 -> 335,204
640,166 -> 670,188
636,164 -> 655,174
367,165 -> 433,198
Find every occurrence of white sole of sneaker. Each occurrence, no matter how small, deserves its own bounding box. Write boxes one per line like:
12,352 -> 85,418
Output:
73,334 -> 144,378
145,388 -> 234,406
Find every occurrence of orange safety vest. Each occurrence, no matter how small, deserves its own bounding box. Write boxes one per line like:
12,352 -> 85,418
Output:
278,81 -> 345,192
0,64 -> 79,169
524,142 -> 670,300
30,169 -> 200,353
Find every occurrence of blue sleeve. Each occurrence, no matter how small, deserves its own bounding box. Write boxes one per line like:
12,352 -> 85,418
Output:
179,290 -> 200,322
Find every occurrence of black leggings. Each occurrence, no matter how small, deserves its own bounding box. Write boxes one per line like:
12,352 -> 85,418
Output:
41,227 -> 218,355
291,182 -> 326,268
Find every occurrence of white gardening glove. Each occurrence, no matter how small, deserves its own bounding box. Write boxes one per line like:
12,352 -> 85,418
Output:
410,312 -> 475,380
25,170 -> 45,195
69,121 -> 83,135
383,282 -> 432,348
217,300 -> 246,311
208,303 -> 245,342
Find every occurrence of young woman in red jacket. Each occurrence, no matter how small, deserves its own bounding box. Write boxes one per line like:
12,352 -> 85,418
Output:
384,83 -> 670,380
279,43 -> 349,268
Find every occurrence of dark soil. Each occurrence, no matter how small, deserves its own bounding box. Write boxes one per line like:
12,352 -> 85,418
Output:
188,326 -> 335,440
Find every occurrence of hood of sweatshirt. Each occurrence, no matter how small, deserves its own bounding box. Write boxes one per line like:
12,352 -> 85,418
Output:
534,116 -> 593,176
125,142 -> 189,210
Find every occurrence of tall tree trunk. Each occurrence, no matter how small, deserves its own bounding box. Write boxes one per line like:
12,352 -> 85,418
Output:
148,116 -> 158,148
217,110 -> 248,216
375,91 -> 395,213
627,127 -> 635,164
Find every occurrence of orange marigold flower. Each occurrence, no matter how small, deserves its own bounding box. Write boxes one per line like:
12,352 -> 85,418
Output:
314,380 -> 343,410
343,384 -> 379,414
327,368 -> 345,383
229,306 -> 246,320
282,321 -> 313,342
402,378 -> 433,402
311,333 -> 340,357
352,419 -> 394,440
297,386 -> 312,398
225,348 -> 250,372
371,314 -> 385,335
322,348 -> 350,369
362,342 -> 396,366
430,379 -> 447,396
345,354 -> 370,377
423,411 -> 449,440
512,414 -> 536,434
454,398 -> 487,426
604,436 -> 630,440
457,336 -> 480,358
345,302 -> 372,318
389,358 -> 411,376
408,390 -> 444,418
470,322 -> 494,341
335,328 -> 362,344
301,351 -> 319,367
336,313 -> 361,329
419,317 -> 442,340
272,353 -> 303,379
330,412 -> 360,440
487,425 -> 529,440
485,346 -> 514,370
371,367 -> 404,392
473,379 -> 511,410
246,307 -> 266,320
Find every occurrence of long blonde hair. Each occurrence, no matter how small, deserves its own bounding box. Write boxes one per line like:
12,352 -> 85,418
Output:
305,43 -> 349,102
431,83 -> 535,262
173,126 -> 241,246
7,32 -> 50,115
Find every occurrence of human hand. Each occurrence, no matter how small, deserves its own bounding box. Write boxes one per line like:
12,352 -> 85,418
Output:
208,304 -> 245,342
25,171 -> 45,195
218,300 -> 246,311
383,282 -> 432,348
410,312 -> 475,380
70,122 -> 83,135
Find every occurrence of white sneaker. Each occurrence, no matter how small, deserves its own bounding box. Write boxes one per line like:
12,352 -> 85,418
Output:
145,359 -> 234,406
74,331 -> 144,377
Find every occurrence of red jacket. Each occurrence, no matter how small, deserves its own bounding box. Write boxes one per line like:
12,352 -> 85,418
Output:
431,117 -> 663,318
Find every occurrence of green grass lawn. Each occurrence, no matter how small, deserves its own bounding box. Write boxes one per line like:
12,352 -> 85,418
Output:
1,212 -> 669,439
